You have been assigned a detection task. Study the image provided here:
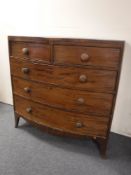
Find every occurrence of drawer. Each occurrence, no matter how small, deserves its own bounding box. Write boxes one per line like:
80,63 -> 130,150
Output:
10,42 -> 50,62
11,59 -> 117,93
13,77 -> 113,116
54,45 -> 120,69
14,95 -> 109,137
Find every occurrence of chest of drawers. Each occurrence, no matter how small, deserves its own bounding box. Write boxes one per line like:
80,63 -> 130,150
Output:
8,36 -> 124,157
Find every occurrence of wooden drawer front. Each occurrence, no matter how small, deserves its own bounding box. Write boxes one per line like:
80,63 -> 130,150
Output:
14,95 -> 109,137
10,42 -> 50,62
54,45 -> 120,69
13,77 -> 113,116
11,60 -> 117,93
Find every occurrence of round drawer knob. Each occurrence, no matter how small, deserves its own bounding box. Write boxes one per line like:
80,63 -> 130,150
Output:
79,75 -> 87,83
76,122 -> 83,128
26,107 -> 32,113
21,68 -> 30,74
77,98 -> 85,105
22,48 -> 29,55
80,53 -> 89,62
24,87 -> 31,93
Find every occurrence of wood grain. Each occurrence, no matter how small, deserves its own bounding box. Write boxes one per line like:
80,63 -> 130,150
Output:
14,95 -> 109,137
10,41 -> 50,62
8,36 -> 125,157
54,45 -> 120,69
11,59 -> 117,93
13,77 -> 113,116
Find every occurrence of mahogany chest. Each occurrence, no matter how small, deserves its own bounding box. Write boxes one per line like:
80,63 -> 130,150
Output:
8,36 -> 124,157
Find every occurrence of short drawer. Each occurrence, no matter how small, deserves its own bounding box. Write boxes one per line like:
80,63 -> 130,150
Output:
11,59 -> 117,93
9,42 -> 50,62
13,77 -> 113,116
14,95 -> 109,137
54,45 -> 120,69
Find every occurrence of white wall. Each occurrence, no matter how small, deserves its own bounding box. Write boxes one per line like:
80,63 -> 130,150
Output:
0,0 -> 131,137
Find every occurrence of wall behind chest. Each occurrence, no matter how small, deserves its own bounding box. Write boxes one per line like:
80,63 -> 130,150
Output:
0,0 -> 131,137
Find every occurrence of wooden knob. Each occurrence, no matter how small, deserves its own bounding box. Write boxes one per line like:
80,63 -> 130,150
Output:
77,98 -> 85,105
26,107 -> 32,113
80,53 -> 89,62
22,48 -> 29,55
21,68 -> 30,74
79,75 -> 87,83
76,122 -> 83,128
24,87 -> 31,93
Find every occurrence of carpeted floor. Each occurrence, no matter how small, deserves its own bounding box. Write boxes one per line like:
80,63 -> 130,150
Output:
0,102 -> 131,175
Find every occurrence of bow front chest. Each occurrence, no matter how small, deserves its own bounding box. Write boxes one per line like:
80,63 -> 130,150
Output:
8,36 -> 124,157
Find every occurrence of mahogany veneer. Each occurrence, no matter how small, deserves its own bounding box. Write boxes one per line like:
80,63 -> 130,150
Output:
8,36 -> 124,158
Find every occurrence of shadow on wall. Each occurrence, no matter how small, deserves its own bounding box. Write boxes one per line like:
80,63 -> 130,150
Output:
112,42 -> 131,137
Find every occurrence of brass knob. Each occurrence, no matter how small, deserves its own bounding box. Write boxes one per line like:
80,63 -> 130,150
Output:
22,48 -> 29,55
21,68 -> 30,74
76,122 -> 83,128
77,98 -> 85,105
79,75 -> 87,83
80,53 -> 89,62
24,87 -> 31,93
26,107 -> 32,113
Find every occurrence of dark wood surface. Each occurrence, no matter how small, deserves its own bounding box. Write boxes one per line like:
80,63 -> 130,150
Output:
10,59 -> 117,93
10,42 -> 51,62
8,36 -> 124,157
54,45 -> 121,69
8,36 -> 124,48
12,77 -> 113,116
14,95 -> 109,137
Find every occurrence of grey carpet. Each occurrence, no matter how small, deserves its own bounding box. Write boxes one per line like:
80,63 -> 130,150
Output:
0,102 -> 131,175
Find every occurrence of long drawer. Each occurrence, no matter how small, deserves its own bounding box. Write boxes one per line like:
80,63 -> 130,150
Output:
14,95 -> 109,137
11,59 -> 117,93
54,45 -> 120,69
13,77 -> 113,116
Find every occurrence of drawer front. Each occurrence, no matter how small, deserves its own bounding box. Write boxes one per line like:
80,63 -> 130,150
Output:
54,45 -> 120,69
14,95 -> 109,137
13,77 -> 113,116
11,60 -> 117,93
10,42 -> 50,62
